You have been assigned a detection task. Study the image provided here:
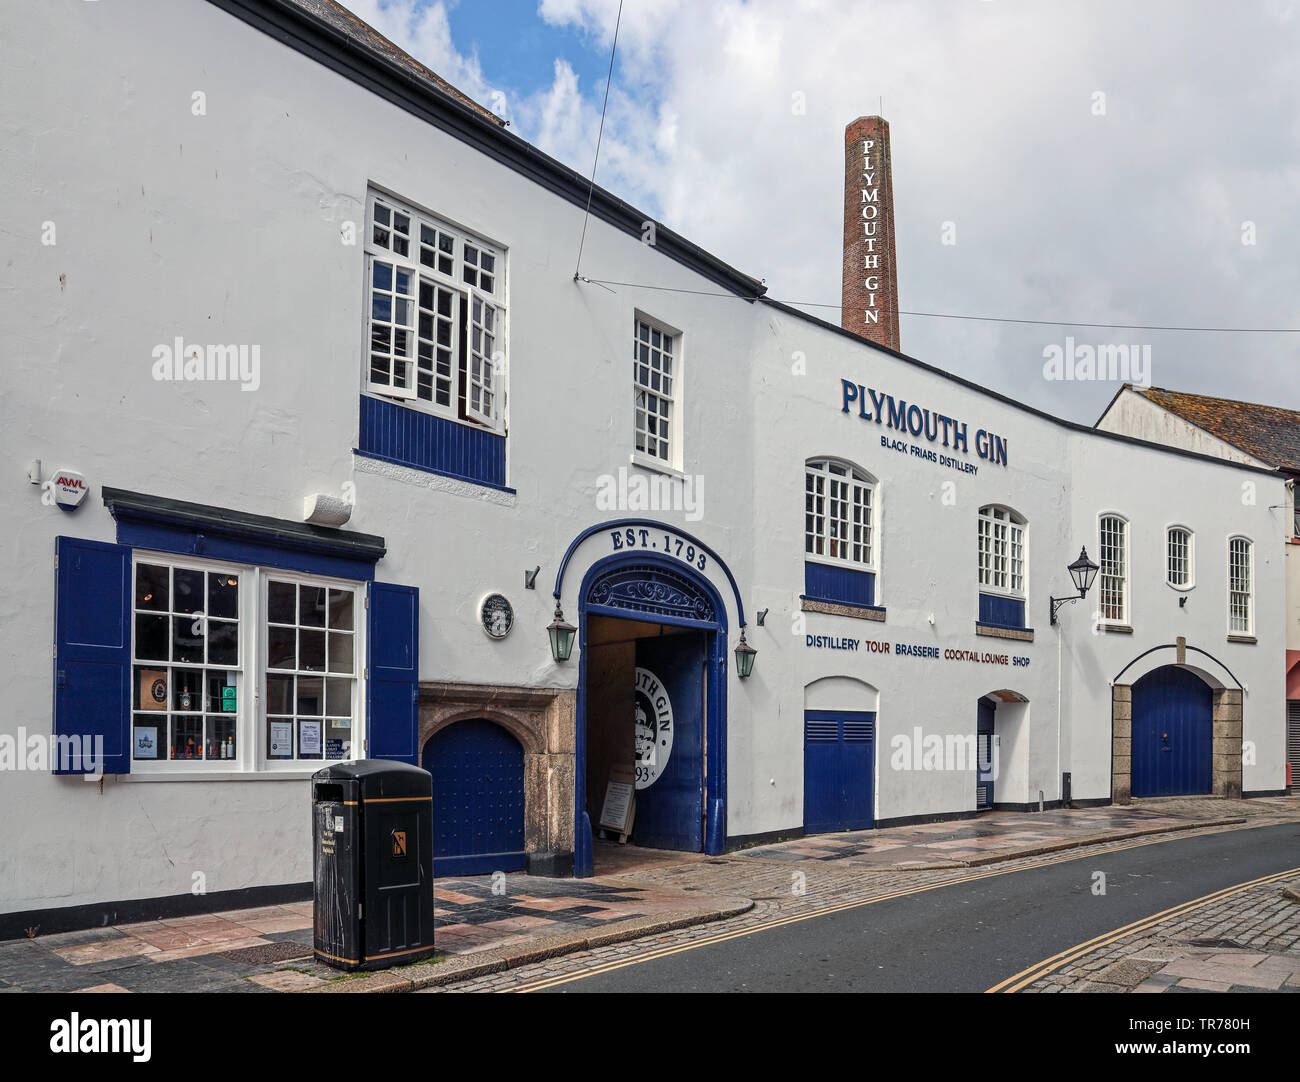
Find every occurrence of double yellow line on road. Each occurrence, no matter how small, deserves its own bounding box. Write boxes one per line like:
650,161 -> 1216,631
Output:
986,866 -> 1300,993
505,824 -> 1282,993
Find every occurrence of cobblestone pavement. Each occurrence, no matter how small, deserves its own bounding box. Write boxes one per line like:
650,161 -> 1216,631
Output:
735,799 -> 1282,868
0,877 -> 746,992
0,903 -> 317,993
1018,871 -> 1300,994
429,875 -> 742,956
4,796 -> 1295,993
428,799 -> 1300,993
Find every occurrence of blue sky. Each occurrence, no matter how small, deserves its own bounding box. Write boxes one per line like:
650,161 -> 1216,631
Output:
444,0 -> 609,98
350,0 -> 1300,424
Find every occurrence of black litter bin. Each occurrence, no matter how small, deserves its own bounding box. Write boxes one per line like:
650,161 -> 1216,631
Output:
312,759 -> 436,971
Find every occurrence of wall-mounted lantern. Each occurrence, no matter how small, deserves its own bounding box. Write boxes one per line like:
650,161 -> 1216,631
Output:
1049,547 -> 1100,625
547,601 -> 577,663
734,628 -> 757,678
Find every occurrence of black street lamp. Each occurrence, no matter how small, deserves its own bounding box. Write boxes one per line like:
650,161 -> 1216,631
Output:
734,627 -> 757,678
1050,547 -> 1100,625
547,600 -> 577,662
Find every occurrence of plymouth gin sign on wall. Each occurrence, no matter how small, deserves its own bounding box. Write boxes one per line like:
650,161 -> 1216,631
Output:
840,380 -> 1009,474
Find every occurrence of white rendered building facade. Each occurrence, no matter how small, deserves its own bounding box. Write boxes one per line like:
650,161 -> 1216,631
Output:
0,0 -> 1288,932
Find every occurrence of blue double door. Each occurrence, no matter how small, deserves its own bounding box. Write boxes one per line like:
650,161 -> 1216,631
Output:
632,634 -> 706,852
1131,666 -> 1213,797
423,719 -> 526,877
803,711 -> 875,834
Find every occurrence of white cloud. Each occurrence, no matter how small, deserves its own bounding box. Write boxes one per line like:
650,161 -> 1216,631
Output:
351,0 -> 1300,419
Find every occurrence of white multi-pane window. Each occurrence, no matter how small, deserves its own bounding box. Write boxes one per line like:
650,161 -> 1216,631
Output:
1228,537 -> 1253,635
265,576 -> 359,762
1166,526 -> 1194,588
805,459 -> 875,567
634,318 -> 678,465
1098,514 -> 1129,624
365,192 -> 505,431
132,557 -> 242,764
130,555 -> 362,770
977,506 -> 1026,596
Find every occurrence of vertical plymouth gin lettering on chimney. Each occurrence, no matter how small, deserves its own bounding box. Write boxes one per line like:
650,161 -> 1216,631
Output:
841,116 -> 900,351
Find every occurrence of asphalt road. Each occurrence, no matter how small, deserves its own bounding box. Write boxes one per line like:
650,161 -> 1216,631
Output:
539,822 -> 1300,992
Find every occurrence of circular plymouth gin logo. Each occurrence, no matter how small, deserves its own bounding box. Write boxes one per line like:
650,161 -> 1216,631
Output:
633,667 -> 673,789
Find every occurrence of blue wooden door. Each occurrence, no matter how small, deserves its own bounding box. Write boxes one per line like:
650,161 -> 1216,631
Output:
977,698 -> 995,809
1131,667 -> 1212,797
633,634 -> 705,851
804,711 -> 875,834
423,719 -> 526,876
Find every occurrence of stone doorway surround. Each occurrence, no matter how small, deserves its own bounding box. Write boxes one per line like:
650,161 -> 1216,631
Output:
419,681 -> 577,876
1111,669 -> 1242,805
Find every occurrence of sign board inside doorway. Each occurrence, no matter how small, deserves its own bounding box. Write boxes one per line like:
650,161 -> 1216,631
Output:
599,766 -> 636,841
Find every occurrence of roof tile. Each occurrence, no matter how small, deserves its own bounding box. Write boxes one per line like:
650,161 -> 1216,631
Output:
1136,385 -> 1300,472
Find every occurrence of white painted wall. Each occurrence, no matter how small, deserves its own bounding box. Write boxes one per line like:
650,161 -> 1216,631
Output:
0,0 -> 1287,916
1096,389 -> 1272,468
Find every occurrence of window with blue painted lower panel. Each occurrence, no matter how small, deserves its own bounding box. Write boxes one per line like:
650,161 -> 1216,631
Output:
358,190 -> 509,490
977,505 -> 1027,627
804,458 -> 879,607
357,394 -> 507,489
805,562 -> 876,608
978,592 -> 1026,629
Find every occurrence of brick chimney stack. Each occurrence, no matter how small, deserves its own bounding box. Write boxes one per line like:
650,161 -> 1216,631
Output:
841,116 -> 900,351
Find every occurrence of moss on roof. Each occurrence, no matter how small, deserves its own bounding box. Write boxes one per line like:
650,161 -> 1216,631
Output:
1136,385 -> 1300,472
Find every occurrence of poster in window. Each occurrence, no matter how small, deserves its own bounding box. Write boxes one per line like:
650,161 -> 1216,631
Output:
269,720 -> 294,758
134,726 -> 159,759
138,668 -> 168,712
300,720 -> 322,757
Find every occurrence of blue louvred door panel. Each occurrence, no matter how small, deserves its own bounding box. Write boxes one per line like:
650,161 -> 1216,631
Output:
54,537 -> 132,774
367,581 -> 419,764
1131,666 -> 1212,797
804,710 -> 875,834
424,719 -> 526,876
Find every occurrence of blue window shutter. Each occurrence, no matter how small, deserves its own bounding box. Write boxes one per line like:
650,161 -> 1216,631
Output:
366,581 -> 420,764
54,537 -> 131,774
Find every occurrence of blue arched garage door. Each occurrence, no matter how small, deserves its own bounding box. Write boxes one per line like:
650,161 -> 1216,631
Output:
1131,666 -> 1213,797
422,719 -> 526,876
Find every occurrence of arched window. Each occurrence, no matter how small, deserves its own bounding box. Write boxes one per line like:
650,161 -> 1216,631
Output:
976,505 -> 1027,630
1228,536 -> 1253,636
1166,526 -> 1194,589
803,459 -> 879,611
1098,514 -> 1129,625
805,459 -> 875,568
977,505 -> 1026,597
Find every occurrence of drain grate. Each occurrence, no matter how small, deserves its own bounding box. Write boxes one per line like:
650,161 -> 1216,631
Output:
218,941 -> 313,965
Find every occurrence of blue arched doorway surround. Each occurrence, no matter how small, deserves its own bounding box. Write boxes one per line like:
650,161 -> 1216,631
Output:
574,551 -> 729,876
